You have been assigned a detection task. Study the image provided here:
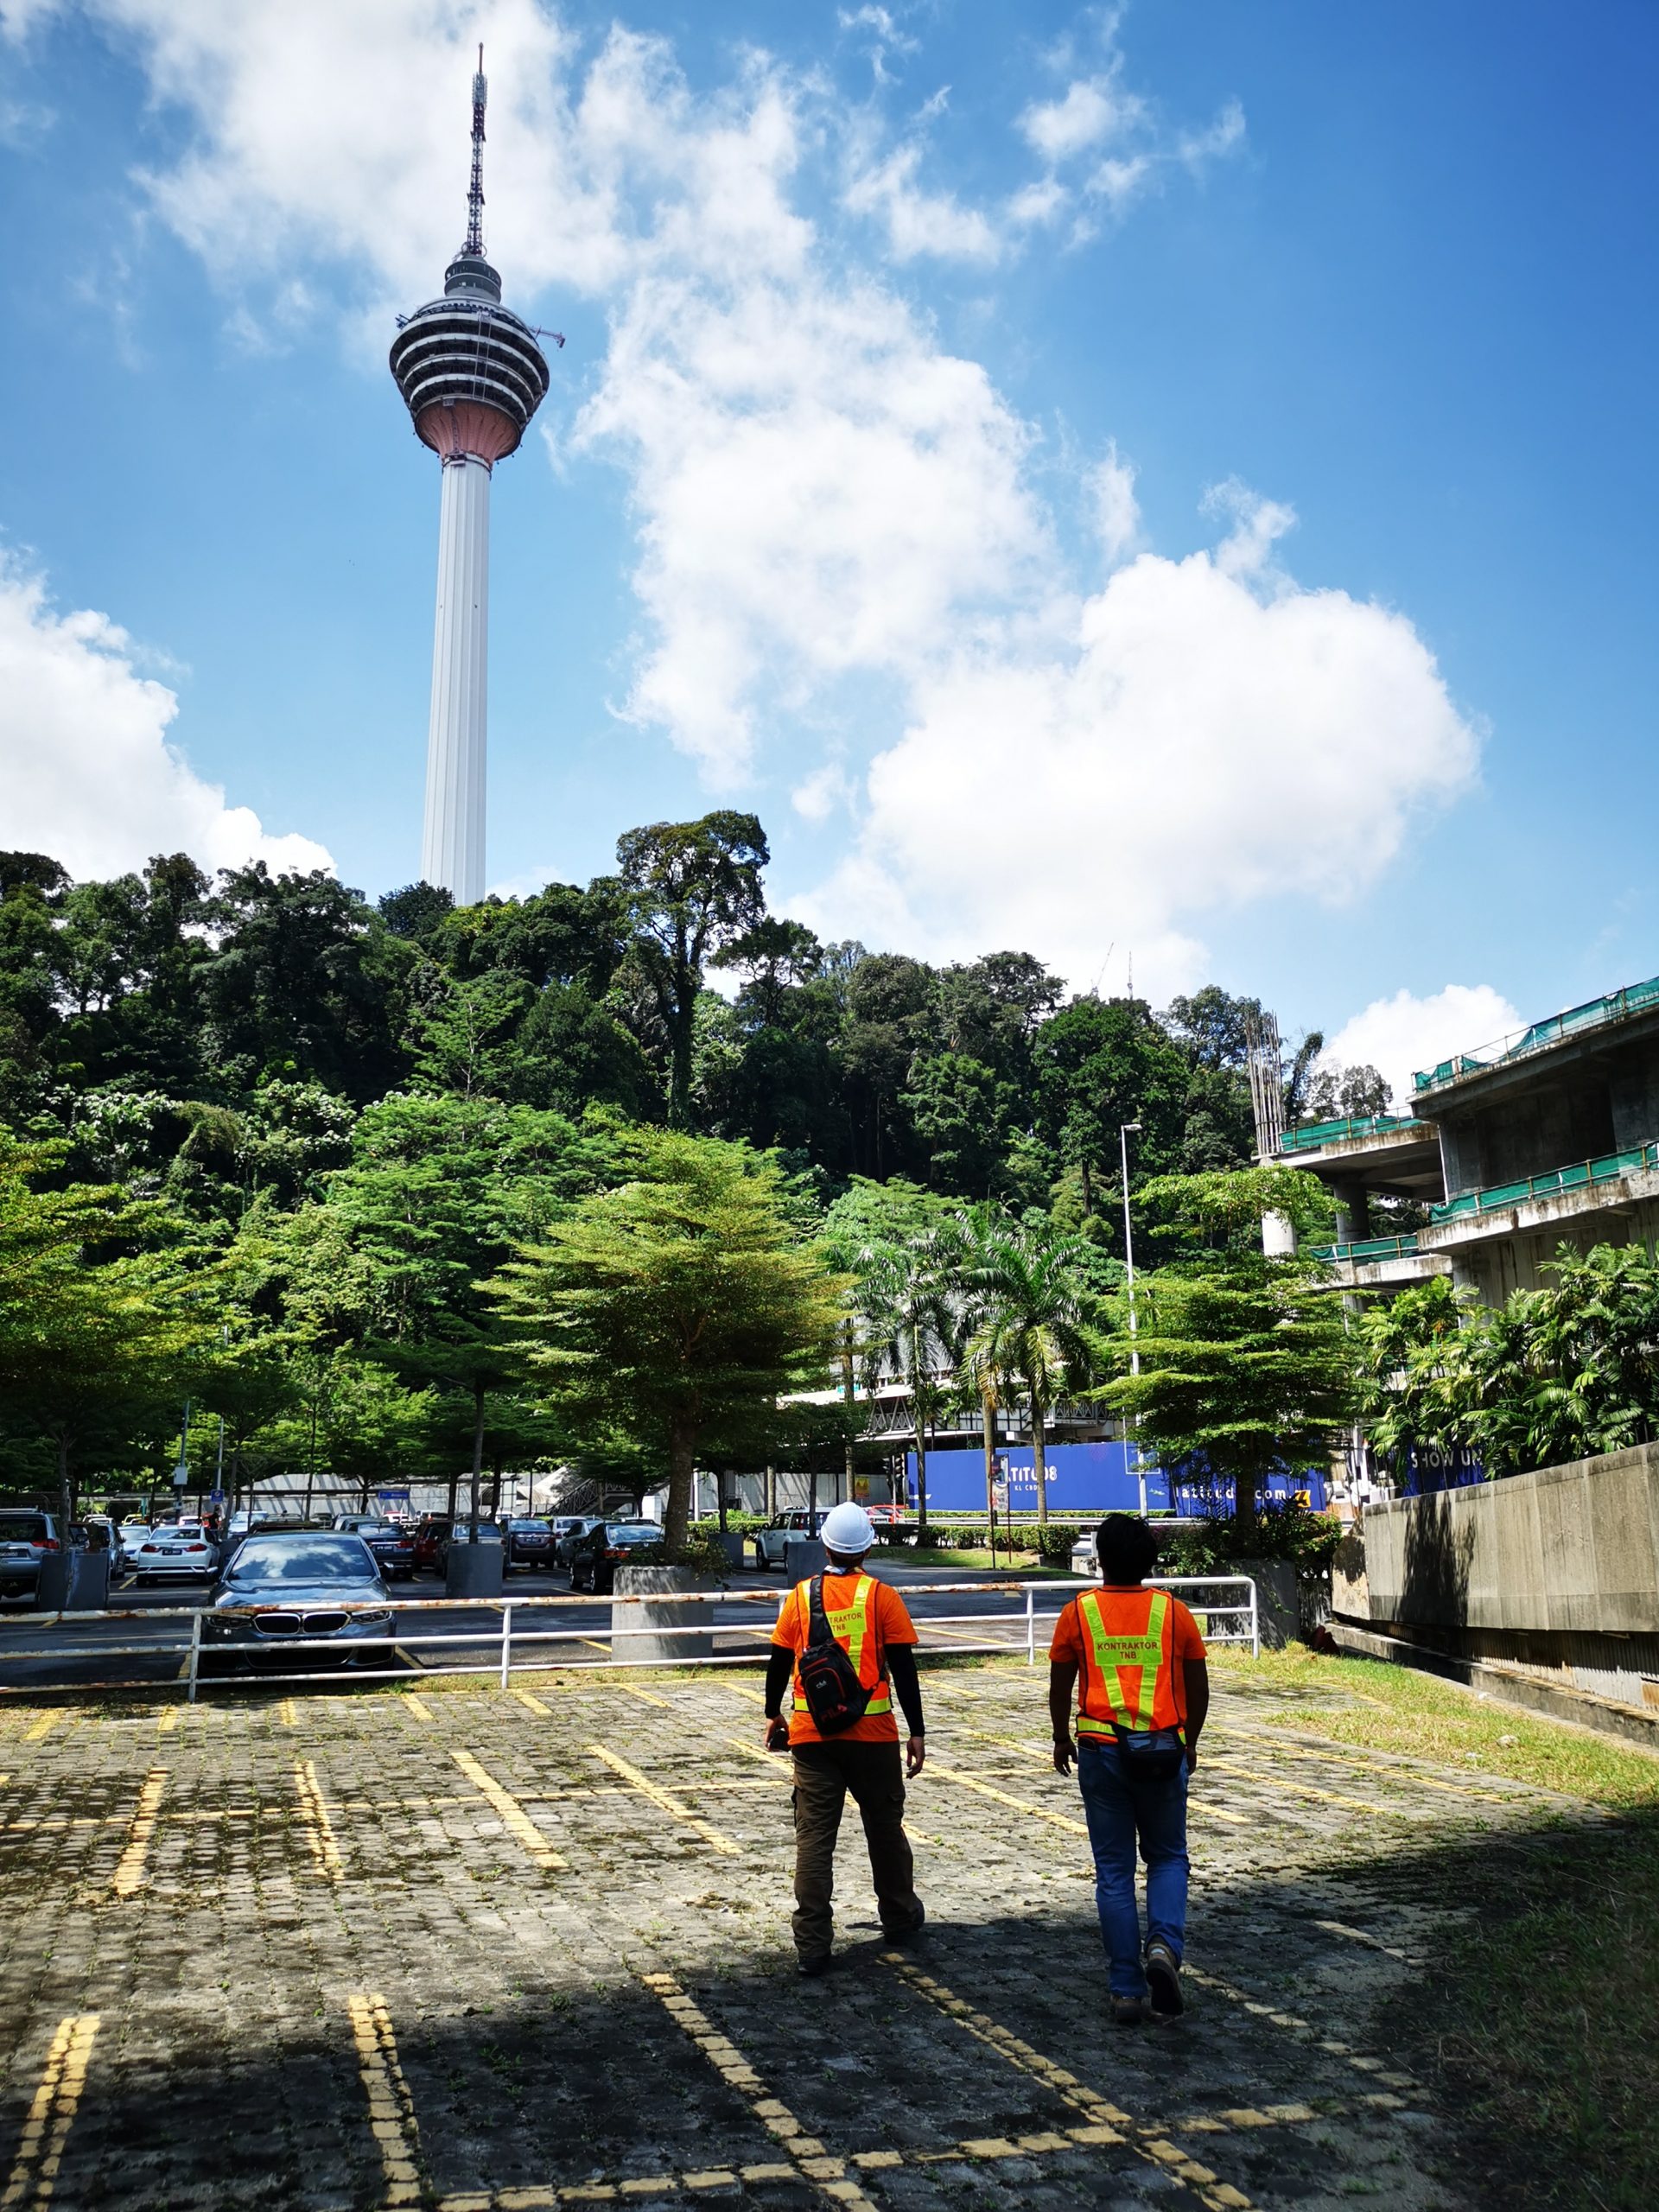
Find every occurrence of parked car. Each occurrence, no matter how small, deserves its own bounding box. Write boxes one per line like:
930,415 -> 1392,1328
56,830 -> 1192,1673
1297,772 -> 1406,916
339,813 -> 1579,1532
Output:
113,1520 -> 152,1574
0,1510 -> 63,1605
504,1517 -> 556,1569
752,1509 -> 830,1569
1070,1533 -> 1102,1579
130,1522 -> 219,1583
410,1516 -> 452,1574
552,1516 -> 607,1567
201,1531 -> 394,1674
329,1515 -> 417,1580
568,1520 -> 665,1593
435,1520 -> 505,1573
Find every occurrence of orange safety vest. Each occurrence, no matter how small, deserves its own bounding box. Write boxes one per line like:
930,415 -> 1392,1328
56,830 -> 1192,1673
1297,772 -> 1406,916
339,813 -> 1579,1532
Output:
791,1573 -> 892,1719
1073,1587 -> 1178,1740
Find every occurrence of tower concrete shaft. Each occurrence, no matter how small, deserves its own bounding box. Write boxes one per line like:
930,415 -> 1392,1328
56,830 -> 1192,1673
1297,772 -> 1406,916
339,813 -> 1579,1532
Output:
390,56 -> 550,908
421,453 -> 491,905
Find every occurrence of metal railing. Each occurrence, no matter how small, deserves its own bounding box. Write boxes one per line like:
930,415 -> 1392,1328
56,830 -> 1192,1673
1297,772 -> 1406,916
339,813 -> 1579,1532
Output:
1279,1114 -> 1426,1154
0,1575 -> 1260,1702
1429,1142 -> 1659,1224
1412,972 -> 1659,1094
1307,1232 -> 1422,1264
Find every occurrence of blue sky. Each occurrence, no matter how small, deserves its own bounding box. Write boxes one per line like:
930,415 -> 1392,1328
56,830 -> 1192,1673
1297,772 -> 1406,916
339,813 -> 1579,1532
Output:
2,1 -> 1656,1097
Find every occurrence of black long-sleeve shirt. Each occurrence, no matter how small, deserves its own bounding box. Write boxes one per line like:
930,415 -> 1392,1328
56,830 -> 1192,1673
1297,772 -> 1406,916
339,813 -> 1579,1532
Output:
765,1641 -> 925,1736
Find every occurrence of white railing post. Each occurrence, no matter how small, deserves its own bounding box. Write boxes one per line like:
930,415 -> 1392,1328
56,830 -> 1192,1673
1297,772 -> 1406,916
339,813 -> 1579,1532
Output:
1026,1586 -> 1035,1665
186,1613 -> 202,1705
1249,1578 -> 1260,1658
500,1601 -> 513,1688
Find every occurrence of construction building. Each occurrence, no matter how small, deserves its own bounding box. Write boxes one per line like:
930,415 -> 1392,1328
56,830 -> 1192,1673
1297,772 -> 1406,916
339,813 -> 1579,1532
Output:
1279,973 -> 1659,1303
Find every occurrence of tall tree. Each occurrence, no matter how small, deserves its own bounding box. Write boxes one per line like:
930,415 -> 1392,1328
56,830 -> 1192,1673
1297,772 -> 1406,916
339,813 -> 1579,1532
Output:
856,1224 -> 958,1538
491,1130 -> 844,1551
1100,1166 -> 1351,1525
959,1216 -> 1101,1526
616,814 -> 769,1126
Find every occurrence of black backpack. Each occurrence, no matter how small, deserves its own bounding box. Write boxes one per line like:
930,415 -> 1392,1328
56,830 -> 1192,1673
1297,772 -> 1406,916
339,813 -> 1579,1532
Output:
795,1574 -> 874,1734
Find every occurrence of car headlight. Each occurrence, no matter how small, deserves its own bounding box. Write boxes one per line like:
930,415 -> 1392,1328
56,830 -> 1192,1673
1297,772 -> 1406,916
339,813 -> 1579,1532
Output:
353,1609 -> 393,1629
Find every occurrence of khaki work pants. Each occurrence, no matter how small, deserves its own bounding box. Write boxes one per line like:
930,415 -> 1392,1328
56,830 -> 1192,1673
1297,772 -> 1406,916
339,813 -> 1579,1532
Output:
791,1740 -> 920,1961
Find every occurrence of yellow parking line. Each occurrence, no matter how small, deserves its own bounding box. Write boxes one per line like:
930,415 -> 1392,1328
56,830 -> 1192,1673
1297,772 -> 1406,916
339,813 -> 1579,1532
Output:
156,1710 -> 179,1735
587,1746 -> 740,1856
613,1682 -> 676,1711
725,1735 -> 790,1777
0,2013 -> 99,2210
22,1714 -> 60,1745
1224,1726 -> 1530,1806
402,1695 -> 434,1722
926,1761 -> 1091,1837
346,1993 -> 423,2208
278,1700 -> 298,1727
1201,1758 -> 1412,1820
642,1970 -> 875,2205
884,1961 -> 1252,2210
450,1750 -> 567,1871
111,1770 -> 167,1898
952,1726 -> 1249,1827
294,1760 -> 344,1879
510,1689 -> 553,1717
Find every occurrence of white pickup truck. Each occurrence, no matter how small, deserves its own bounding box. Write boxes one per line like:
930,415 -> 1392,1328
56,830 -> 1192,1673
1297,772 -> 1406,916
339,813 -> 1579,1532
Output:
751,1510 -> 830,1568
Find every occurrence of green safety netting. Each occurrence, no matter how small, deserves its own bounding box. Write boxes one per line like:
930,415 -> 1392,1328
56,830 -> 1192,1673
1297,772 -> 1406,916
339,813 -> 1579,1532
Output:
1430,1143 -> 1659,1223
1279,1113 -> 1424,1154
1307,1233 -> 1421,1264
1413,974 -> 1659,1094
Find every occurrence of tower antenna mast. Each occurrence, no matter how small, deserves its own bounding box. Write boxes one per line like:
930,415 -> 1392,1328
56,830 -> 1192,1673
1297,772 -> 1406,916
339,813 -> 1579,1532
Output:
466,44 -> 487,256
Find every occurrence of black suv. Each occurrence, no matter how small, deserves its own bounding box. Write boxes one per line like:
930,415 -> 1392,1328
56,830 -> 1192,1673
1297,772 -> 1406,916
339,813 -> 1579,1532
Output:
567,1521 -> 665,1593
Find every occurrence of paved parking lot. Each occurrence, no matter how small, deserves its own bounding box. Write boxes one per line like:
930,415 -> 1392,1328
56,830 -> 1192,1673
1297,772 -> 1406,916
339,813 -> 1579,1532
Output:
0,1657 -> 1587,2210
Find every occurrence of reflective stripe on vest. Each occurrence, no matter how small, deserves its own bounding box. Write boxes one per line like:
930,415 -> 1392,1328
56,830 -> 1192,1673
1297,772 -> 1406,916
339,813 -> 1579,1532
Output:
1074,1587 -> 1171,1738
802,1573 -> 891,1714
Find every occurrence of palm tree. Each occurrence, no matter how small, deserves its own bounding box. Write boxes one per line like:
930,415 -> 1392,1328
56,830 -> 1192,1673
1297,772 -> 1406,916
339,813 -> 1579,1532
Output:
961,1217 -> 1101,1527
858,1229 -> 957,1540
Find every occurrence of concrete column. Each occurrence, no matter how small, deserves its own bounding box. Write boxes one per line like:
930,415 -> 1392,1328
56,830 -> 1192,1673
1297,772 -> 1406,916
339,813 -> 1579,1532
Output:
1332,1177 -> 1371,1245
1262,1211 -> 1298,1257
421,453 -> 491,906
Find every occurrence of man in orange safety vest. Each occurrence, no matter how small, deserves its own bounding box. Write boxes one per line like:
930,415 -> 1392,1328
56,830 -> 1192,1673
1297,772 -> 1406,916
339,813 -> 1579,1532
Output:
765,1502 -> 927,1975
1050,1512 -> 1209,2024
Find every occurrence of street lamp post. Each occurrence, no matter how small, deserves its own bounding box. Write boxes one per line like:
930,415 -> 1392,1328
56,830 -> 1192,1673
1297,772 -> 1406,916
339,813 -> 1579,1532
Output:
1120,1123 -> 1147,1516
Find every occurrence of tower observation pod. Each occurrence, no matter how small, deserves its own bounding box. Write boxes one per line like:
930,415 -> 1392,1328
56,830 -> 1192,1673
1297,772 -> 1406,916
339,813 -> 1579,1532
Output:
390,54 -> 551,906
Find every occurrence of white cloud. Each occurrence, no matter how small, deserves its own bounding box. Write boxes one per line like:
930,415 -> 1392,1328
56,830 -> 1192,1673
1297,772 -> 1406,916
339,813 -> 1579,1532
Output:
791,762 -> 854,823
1323,985 -> 1524,1110
29,2 -> 1471,988
0,557 -> 332,882
1087,442 -> 1141,563
842,140 -> 1002,264
1019,73 -> 1143,163
799,490 -> 1480,995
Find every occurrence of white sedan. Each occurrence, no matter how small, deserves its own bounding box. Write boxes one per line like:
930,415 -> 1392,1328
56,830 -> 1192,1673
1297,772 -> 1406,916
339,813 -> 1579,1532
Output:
129,1524 -> 219,1581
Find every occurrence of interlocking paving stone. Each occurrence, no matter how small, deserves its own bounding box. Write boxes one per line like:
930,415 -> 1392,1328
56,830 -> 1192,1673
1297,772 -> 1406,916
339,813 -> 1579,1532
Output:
0,1664 -> 1582,2209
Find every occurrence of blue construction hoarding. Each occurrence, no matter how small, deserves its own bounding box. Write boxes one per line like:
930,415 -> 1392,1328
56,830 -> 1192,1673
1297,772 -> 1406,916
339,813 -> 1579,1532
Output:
905,1440 -> 1326,1516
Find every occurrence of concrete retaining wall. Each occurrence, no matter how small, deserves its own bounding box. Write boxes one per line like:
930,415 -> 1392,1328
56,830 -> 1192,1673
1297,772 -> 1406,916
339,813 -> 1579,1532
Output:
1338,1443 -> 1659,1712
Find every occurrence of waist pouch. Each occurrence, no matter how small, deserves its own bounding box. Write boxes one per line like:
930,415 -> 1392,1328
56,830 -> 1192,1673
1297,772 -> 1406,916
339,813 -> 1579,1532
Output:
1111,1725 -> 1186,1781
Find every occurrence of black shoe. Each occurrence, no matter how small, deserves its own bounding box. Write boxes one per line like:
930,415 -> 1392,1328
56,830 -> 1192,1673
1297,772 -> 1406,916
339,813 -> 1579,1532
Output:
798,1952 -> 832,1977
1145,1941 -> 1184,2018
883,1897 -> 926,1944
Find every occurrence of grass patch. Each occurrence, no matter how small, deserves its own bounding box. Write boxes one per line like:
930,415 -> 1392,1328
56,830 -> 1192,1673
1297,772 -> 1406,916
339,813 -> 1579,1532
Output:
1211,1643 -> 1659,2209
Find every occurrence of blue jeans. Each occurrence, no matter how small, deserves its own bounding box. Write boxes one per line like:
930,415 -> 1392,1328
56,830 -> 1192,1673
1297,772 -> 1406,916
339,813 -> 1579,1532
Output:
1075,1738 -> 1189,1999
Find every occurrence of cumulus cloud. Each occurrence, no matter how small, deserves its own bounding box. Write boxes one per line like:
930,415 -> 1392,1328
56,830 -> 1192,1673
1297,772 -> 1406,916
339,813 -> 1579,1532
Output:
1323,985 -> 1524,1110
798,489 -> 1480,995
1019,71 -> 1145,163
842,139 -> 1003,264
18,1 -> 1477,986
0,558 -> 332,882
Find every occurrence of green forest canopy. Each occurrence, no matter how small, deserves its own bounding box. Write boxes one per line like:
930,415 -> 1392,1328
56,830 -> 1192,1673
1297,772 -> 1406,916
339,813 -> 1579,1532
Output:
0,818 -> 1398,1510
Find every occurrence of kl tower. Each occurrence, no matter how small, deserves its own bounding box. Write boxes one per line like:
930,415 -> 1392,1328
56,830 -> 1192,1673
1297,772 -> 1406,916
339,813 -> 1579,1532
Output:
391,52 -> 552,906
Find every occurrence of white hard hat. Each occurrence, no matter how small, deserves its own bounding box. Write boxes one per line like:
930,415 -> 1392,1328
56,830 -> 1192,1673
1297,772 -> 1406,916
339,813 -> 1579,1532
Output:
822,1503 -> 875,1555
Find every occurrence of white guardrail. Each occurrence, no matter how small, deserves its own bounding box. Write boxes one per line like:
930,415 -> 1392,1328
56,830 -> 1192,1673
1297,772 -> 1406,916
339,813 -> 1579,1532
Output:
0,1574 -> 1259,1702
